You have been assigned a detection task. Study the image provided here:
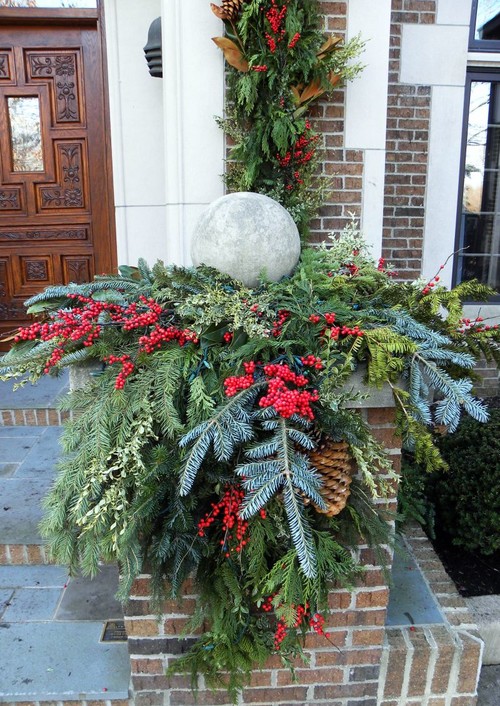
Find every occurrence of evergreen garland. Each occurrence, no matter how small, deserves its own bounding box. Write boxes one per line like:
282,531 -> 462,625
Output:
211,0 -> 364,237
1,225 -> 499,696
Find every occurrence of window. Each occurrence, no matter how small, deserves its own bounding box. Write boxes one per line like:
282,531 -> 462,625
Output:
456,74 -> 500,292
469,0 -> 500,52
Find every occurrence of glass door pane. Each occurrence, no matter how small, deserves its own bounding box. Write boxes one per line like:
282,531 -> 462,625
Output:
8,96 -> 44,172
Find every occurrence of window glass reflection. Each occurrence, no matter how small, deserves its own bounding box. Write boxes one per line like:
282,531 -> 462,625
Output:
460,80 -> 500,289
475,0 -> 500,41
8,96 -> 44,172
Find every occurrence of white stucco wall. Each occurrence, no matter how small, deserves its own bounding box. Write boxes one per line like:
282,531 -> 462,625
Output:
104,0 -> 224,267
346,0 -> 392,258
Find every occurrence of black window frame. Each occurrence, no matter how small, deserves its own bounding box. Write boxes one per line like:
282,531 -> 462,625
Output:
453,69 -> 500,300
469,0 -> 500,53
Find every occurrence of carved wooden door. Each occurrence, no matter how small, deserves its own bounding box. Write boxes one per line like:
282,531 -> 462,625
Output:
0,16 -> 116,345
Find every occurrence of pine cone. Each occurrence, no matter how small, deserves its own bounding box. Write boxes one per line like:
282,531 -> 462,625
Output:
308,438 -> 355,517
210,0 -> 244,21
222,0 -> 244,20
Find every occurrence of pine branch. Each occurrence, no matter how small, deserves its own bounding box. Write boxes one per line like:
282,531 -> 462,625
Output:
178,382 -> 265,495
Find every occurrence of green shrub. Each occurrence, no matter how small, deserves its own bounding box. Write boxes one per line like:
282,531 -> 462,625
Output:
397,456 -> 435,538
432,407 -> 500,555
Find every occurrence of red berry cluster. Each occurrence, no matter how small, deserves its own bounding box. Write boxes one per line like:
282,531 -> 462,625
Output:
122,296 -> 163,331
104,354 -> 135,389
258,363 -> 319,420
300,354 -> 324,370
224,361 -> 257,397
138,325 -> 198,354
261,598 -> 329,651
252,64 -> 268,72
276,122 -> 318,189
44,347 -> 64,374
265,0 -> 287,36
421,265 -> 444,295
288,32 -> 301,48
197,485 -> 249,558
309,612 -> 330,638
328,324 -> 364,340
223,331 -> 234,343
377,257 -> 398,278
458,316 -> 499,335
344,262 -> 359,277
272,309 -> 290,338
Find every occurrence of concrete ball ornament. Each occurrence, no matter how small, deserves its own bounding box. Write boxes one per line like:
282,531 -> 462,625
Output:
191,192 -> 301,288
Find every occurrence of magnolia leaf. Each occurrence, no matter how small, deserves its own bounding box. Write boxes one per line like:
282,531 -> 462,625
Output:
317,35 -> 342,59
118,265 -> 140,280
212,37 -> 249,73
328,71 -> 341,88
210,3 -> 227,20
292,105 -> 308,119
299,79 -> 325,105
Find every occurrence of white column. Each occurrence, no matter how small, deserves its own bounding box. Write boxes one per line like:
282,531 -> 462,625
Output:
399,14 -> 470,287
103,0 -> 165,266
161,0 -> 225,265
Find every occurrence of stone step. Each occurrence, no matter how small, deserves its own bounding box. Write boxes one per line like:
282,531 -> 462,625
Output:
0,373 -> 69,427
0,565 -> 130,704
0,426 -> 62,565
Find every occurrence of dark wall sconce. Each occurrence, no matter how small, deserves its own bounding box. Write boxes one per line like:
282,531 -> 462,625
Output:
144,17 -> 162,78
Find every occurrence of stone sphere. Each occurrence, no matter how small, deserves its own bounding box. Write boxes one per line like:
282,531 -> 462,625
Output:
191,192 -> 301,288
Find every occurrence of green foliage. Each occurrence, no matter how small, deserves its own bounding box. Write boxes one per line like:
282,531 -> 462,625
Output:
1,222 -> 499,696
431,408 -> 500,555
213,0 -> 364,238
397,457 -> 435,537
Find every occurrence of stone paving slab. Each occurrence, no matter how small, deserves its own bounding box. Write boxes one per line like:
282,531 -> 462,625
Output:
0,622 -> 130,702
386,542 -> 445,627
0,436 -> 40,463
2,587 -> 63,622
14,428 -> 62,478
0,565 -> 68,589
0,373 -> 69,411
478,664 -> 500,706
0,476 -> 54,544
0,427 -> 47,438
0,588 -> 13,618
0,464 -> 19,478
56,566 -> 123,622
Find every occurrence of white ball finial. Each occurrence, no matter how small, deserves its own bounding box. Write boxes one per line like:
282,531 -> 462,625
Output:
191,192 -> 301,287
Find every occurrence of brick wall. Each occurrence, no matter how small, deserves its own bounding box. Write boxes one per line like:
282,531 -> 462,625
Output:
472,358 -> 500,398
378,523 -> 483,706
125,403 -> 401,706
382,0 -> 436,280
309,1 -> 364,244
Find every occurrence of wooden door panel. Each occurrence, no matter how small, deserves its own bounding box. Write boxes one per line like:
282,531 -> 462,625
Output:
0,225 -> 89,241
0,50 -> 14,83
37,141 -> 89,213
0,16 -> 116,347
25,50 -> 84,125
